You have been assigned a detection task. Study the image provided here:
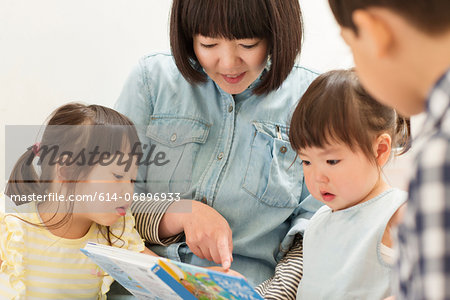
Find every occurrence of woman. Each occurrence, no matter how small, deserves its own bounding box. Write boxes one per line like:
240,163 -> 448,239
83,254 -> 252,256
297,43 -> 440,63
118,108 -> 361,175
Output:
115,0 -> 321,286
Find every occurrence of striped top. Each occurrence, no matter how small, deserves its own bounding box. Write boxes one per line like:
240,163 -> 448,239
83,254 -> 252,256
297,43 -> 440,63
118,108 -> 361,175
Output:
131,200 -> 183,246
255,234 -> 303,300
0,195 -> 145,299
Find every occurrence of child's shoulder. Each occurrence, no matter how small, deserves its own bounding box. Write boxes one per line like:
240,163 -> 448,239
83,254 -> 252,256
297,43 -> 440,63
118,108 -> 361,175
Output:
389,187 -> 408,197
310,205 -> 332,220
0,195 -> 31,295
383,188 -> 408,205
1,193 -> 40,225
1,195 -> 44,257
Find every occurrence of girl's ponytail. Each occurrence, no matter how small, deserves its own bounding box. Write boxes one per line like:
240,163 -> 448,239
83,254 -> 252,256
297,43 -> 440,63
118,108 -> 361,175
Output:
5,145 -> 45,203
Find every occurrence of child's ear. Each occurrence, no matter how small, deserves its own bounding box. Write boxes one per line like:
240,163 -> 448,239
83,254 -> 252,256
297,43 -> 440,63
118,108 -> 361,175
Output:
352,9 -> 394,58
374,133 -> 392,167
55,155 -> 72,180
56,165 -> 71,180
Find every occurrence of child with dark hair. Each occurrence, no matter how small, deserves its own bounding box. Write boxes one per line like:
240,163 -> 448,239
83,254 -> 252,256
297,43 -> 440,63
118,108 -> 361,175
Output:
255,69 -> 410,300
1,103 -> 155,299
327,0 -> 450,298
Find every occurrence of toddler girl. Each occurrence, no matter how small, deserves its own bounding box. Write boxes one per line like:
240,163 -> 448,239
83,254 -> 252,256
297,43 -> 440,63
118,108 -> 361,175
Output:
0,103 -> 154,299
256,69 -> 410,299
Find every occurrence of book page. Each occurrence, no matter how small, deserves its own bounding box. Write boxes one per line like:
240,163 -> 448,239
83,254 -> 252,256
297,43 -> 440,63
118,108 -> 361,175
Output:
81,245 -> 182,300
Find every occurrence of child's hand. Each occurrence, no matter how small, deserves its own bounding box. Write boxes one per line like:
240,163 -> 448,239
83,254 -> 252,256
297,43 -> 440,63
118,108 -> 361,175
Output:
205,266 -> 246,279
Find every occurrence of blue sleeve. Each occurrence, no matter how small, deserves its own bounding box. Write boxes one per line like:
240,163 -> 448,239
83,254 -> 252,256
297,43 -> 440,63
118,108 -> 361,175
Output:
279,180 -> 323,255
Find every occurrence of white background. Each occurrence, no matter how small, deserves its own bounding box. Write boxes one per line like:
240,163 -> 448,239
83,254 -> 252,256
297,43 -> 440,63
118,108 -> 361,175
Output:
0,0 -> 415,191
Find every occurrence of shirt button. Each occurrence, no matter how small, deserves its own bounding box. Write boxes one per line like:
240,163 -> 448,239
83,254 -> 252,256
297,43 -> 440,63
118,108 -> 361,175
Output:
217,152 -> 224,160
280,146 -> 287,153
170,133 -> 177,142
201,197 -> 207,204
228,104 -> 234,113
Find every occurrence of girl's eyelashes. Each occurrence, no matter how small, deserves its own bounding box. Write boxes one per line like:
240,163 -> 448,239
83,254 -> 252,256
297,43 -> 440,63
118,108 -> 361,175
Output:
301,160 -> 311,166
113,173 -> 137,183
113,173 -> 123,180
301,159 -> 340,166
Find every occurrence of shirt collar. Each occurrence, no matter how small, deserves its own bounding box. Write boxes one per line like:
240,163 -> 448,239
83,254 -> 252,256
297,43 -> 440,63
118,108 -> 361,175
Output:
233,66 -> 269,102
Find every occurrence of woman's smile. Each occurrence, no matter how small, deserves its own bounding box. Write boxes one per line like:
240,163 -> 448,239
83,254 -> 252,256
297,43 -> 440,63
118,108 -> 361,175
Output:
221,72 -> 246,84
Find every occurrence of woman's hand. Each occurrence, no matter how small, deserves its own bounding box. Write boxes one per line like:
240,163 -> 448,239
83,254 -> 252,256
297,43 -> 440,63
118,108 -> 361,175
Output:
181,201 -> 233,270
205,266 -> 245,279
158,200 -> 233,270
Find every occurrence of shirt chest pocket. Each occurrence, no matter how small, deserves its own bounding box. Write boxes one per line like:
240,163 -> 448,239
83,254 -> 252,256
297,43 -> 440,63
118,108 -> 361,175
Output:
242,121 -> 303,208
145,115 -> 210,195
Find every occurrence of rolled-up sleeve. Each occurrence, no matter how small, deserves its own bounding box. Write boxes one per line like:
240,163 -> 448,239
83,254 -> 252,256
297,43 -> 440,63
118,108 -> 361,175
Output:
131,200 -> 184,246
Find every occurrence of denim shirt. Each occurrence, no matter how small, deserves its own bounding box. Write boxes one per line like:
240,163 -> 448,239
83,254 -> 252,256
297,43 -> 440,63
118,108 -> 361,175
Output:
115,53 -> 322,286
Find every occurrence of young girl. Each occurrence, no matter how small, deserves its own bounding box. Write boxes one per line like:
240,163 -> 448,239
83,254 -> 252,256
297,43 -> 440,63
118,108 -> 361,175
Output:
0,103 -> 155,299
256,69 -> 410,299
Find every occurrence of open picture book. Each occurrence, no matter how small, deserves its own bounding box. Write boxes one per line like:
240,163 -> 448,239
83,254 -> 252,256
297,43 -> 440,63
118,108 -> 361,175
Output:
81,242 -> 263,300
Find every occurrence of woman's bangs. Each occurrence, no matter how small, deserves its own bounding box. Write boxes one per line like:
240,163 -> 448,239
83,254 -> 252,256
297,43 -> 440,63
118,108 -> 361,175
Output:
184,0 -> 270,39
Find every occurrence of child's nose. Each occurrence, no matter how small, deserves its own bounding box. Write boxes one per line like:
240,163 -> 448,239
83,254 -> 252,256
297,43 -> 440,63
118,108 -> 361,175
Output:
314,169 -> 329,183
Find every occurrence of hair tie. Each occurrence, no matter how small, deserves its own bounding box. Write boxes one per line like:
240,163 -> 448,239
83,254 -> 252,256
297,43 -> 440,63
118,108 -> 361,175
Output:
32,142 -> 41,157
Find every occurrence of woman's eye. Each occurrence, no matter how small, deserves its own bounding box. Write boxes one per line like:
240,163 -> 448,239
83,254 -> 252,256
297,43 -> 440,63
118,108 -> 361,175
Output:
113,173 -> 124,179
327,160 -> 340,165
241,43 -> 258,49
200,43 -> 217,48
301,160 -> 311,166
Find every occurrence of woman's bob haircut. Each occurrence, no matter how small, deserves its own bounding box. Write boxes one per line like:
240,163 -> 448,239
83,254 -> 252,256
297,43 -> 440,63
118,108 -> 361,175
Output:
170,0 -> 303,95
